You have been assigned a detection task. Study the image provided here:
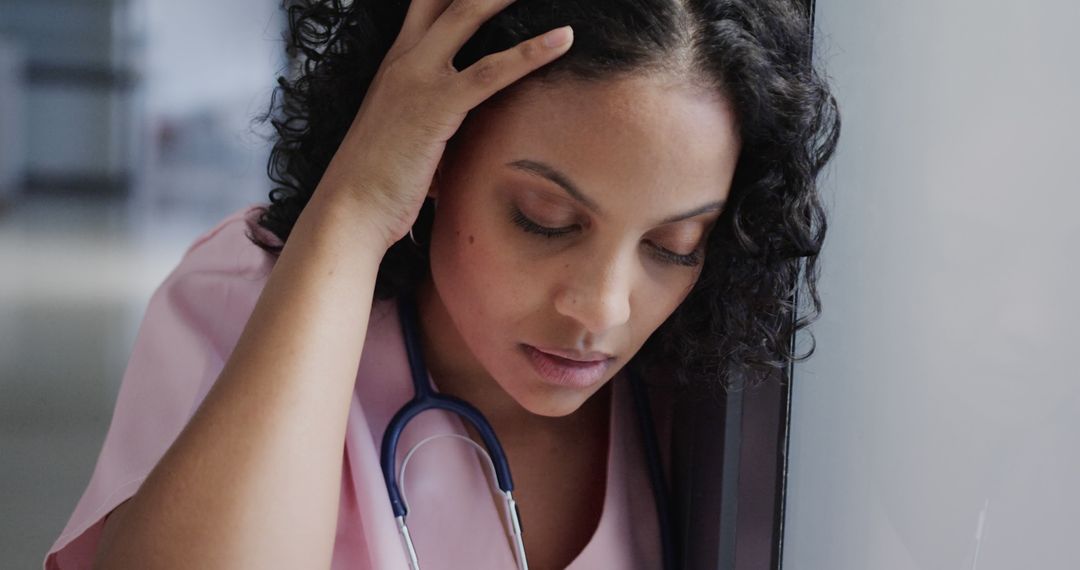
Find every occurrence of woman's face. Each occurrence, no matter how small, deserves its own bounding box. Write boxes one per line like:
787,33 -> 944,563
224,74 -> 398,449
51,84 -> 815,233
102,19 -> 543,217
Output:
422,75 -> 741,418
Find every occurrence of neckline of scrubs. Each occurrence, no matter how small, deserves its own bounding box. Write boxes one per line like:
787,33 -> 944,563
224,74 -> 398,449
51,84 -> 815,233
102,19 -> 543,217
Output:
423,364 -> 619,568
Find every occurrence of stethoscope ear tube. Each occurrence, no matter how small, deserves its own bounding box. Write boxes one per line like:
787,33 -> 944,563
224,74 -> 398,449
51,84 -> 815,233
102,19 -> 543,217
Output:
381,293 -> 528,569
380,294 -> 516,515
380,394 -> 517,516
379,400 -> 429,518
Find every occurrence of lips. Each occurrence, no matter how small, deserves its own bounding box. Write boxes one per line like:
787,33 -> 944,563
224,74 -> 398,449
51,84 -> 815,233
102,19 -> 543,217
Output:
522,344 -> 614,388
530,346 -> 613,363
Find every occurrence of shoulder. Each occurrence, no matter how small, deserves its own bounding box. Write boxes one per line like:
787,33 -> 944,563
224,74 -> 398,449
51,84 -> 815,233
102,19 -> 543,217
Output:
174,203 -> 278,277
148,204 -> 278,352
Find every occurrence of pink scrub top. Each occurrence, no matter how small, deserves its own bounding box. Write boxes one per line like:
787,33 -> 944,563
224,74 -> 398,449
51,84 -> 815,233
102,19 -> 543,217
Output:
44,204 -> 663,569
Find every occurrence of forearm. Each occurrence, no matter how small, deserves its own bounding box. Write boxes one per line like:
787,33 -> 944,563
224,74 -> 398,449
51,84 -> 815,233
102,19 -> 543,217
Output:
94,188 -> 388,569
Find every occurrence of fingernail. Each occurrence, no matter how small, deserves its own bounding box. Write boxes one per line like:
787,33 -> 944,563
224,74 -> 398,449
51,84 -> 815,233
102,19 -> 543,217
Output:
542,26 -> 573,48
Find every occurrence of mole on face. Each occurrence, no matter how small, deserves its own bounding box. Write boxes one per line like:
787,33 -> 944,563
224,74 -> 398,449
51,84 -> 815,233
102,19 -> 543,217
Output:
469,235 -> 475,244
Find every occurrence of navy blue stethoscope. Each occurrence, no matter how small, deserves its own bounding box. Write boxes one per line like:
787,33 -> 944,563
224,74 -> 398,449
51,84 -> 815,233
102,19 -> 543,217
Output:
380,293 -> 674,570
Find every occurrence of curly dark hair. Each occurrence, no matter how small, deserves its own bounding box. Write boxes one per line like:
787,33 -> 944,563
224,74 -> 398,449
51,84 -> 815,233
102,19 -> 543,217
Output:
248,0 -> 840,395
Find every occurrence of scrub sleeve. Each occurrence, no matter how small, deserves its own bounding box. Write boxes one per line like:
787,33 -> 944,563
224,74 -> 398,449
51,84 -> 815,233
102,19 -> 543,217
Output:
42,205 -> 276,569
43,204 -> 663,569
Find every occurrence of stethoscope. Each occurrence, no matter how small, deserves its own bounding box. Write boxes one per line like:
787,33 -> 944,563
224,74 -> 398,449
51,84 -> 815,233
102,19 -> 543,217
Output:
380,293 -> 674,570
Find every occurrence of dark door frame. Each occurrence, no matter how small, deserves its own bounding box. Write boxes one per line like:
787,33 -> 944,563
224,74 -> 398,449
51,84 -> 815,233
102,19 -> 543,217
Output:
667,2 -> 818,567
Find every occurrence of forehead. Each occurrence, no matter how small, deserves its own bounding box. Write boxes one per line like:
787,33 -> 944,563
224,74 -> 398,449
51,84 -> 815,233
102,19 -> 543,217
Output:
454,75 -> 741,210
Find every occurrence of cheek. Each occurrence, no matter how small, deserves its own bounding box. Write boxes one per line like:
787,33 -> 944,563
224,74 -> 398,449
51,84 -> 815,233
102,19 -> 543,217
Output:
429,204 -> 535,325
634,267 -> 701,333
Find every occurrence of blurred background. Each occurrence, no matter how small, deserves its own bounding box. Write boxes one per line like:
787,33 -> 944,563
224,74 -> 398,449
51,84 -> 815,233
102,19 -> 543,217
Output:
0,0 -> 282,566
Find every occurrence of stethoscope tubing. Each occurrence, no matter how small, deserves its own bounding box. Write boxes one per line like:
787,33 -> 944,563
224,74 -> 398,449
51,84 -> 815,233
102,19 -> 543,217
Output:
380,295 -> 515,519
628,362 -> 675,570
380,292 -> 673,570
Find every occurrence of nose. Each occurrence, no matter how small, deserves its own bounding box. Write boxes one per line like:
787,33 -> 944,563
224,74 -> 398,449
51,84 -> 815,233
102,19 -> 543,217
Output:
553,245 -> 633,335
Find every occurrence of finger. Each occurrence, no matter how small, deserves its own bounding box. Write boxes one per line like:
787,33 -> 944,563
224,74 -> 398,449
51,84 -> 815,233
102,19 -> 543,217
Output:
450,26 -> 574,111
394,0 -> 454,55
414,0 -> 519,68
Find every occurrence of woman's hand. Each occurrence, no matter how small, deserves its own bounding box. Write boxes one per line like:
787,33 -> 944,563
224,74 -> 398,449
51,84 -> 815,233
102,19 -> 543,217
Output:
315,0 -> 574,251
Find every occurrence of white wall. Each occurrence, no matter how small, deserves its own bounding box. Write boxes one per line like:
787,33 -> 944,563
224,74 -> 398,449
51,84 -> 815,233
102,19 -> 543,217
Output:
783,1 -> 1080,568
135,0 -> 284,211
143,0 -> 282,117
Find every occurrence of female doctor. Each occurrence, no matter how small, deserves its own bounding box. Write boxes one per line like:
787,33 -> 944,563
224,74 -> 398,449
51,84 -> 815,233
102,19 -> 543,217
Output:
45,0 -> 839,568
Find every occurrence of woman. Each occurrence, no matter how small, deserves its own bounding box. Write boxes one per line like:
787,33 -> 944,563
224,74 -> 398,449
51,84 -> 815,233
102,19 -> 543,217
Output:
45,0 -> 839,568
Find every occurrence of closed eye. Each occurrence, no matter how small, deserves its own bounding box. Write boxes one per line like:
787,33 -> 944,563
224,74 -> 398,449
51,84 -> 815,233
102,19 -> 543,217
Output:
511,207 -> 704,267
511,208 -> 577,237
646,242 -> 703,267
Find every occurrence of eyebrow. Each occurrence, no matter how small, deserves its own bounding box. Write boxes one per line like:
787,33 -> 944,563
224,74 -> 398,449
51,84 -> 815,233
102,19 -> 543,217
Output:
505,159 -> 726,225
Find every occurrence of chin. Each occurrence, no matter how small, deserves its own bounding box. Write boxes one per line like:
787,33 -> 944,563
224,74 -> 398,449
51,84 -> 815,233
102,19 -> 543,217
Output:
511,387 -> 593,418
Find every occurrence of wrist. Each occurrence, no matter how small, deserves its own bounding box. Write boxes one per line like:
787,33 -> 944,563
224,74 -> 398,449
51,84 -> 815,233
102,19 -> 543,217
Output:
305,184 -> 400,255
